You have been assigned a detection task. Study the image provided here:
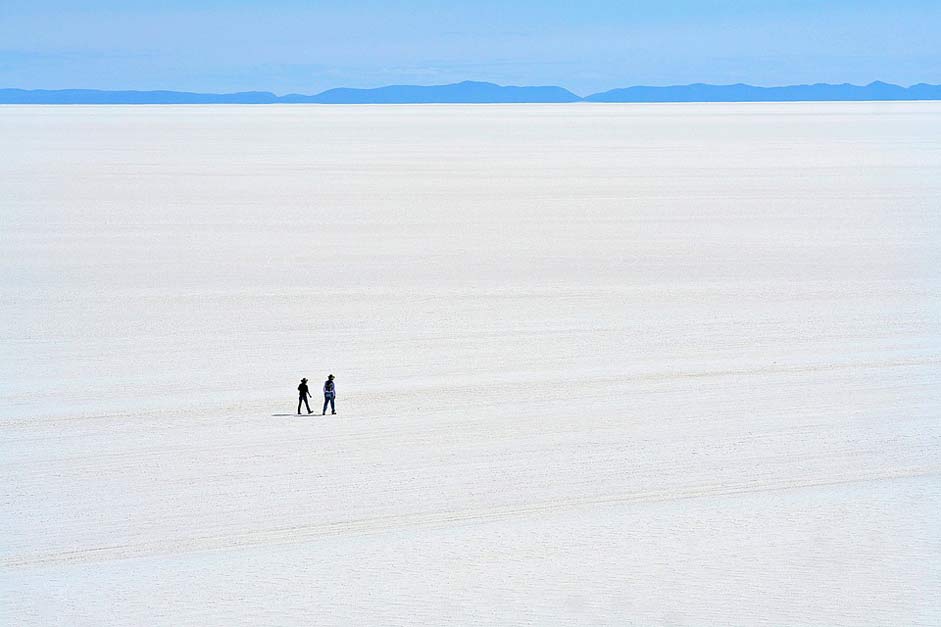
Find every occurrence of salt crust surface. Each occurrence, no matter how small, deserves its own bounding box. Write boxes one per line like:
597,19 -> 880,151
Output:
2,103 -> 939,625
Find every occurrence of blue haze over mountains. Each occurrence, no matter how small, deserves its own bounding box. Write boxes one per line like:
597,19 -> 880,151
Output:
2,81 -> 941,104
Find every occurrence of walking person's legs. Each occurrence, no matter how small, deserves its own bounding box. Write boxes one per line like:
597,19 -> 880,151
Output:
298,397 -> 303,415
322,396 -> 329,415
329,396 -> 336,414
303,397 -> 312,414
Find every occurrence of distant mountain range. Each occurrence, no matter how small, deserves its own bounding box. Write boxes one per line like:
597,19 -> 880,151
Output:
585,81 -> 941,102
2,80 -> 940,104
290,81 -> 580,103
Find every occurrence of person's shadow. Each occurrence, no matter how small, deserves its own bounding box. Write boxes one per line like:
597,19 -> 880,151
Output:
271,413 -> 304,417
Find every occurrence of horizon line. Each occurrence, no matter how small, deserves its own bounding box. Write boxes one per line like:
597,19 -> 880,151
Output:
3,78 -> 939,96
3,80 -> 941,104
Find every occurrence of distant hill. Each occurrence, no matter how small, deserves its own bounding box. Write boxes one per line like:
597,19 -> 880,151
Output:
0,89 -> 280,104
2,81 -> 940,104
585,81 -> 941,102
285,81 -> 581,103
0,81 -> 579,104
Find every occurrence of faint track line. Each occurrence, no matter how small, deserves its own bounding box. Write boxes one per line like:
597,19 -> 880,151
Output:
4,465 -> 937,569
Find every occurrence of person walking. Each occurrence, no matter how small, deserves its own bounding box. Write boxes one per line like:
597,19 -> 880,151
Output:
322,374 -> 336,415
297,377 -> 313,415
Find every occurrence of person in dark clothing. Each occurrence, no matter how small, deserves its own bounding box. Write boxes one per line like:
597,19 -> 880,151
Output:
322,374 -> 336,415
297,378 -> 313,415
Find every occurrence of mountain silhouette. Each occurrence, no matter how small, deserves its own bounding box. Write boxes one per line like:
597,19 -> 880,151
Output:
585,81 -> 941,102
285,81 -> 581,103
2,81 -> 940,104
0,89 -> 280,104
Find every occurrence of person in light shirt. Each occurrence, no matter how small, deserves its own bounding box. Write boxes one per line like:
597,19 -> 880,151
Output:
322,374 -> 337,415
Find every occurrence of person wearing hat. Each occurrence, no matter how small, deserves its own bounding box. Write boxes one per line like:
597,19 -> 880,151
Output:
322,374 -> 336,415
297,378 -> 313,415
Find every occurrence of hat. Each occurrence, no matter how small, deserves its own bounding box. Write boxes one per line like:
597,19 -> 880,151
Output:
301,378 -> 308,382
328,374 -> 335,379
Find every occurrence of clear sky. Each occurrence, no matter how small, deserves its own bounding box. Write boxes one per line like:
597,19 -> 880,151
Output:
1,0 -> 938,95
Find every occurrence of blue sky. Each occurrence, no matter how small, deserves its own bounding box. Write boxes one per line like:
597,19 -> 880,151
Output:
1,0 -> 938,94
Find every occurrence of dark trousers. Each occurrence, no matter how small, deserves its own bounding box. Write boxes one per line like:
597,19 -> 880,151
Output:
298,396 -> 311,414
323,394 -> 335,414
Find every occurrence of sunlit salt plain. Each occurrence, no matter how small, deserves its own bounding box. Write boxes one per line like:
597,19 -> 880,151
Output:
2,103 -> 939,625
